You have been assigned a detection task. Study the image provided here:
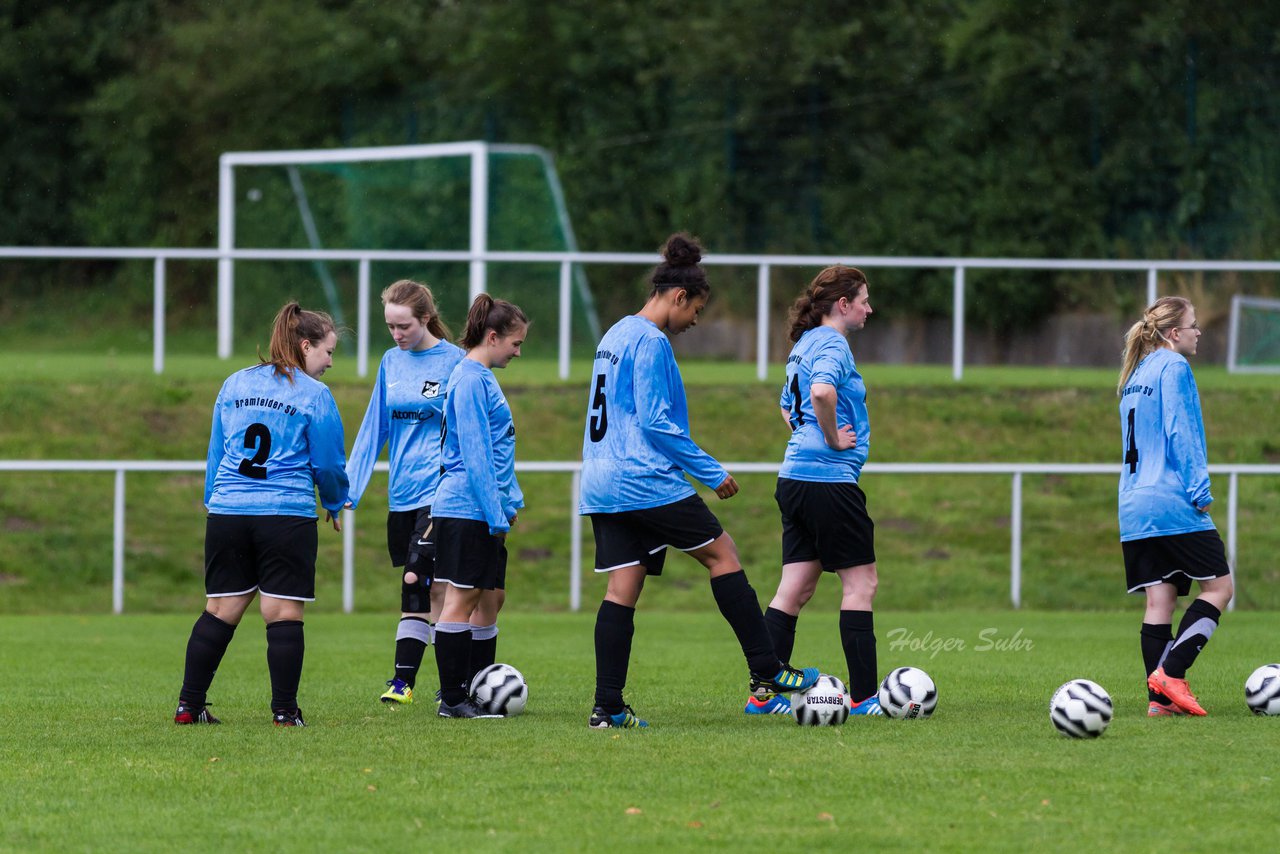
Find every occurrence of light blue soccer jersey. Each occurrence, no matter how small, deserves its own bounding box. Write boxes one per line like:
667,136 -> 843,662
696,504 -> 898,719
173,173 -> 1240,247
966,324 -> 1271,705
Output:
431,358 -> 524,535
1118,348 -> 1216,541
345,341 -> 465,511
579,314 -> 728,514
205,364 -> 349,517
778,325 -> 870,483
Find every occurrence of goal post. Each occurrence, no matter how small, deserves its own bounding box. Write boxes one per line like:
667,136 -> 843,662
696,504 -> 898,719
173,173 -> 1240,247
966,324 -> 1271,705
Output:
216,141 -> 598,363
1227,294 -> 1280,374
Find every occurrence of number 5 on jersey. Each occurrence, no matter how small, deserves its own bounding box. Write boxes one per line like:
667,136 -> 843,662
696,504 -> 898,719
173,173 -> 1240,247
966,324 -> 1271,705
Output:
589,373 -> 608,442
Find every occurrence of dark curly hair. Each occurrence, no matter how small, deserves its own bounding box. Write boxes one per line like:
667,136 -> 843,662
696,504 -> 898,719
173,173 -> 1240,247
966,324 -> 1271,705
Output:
648,232 -> 709,299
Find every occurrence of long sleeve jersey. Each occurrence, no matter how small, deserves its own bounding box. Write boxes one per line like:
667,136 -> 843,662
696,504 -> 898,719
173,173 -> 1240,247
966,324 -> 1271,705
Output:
430,358 -> 524,535
1118,348 -> 1216,541
778,325 -> 870,483
204,364 -> 348,517
579,314 -> 728,514
345,341 -> 465,511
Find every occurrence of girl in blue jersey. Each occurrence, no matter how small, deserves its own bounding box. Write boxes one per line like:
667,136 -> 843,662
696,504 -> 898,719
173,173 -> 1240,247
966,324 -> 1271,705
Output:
345,280 -> 464,706
1117,296 -> 1232,717
750,266 -> 882,717
580,232 -> 818,729
431,294 -> 527,718
174,302 -> 349,728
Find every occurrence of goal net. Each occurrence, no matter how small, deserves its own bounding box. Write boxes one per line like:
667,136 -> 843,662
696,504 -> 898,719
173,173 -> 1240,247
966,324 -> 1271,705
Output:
219,142 -> 599,360
1227,295 -> 1280,373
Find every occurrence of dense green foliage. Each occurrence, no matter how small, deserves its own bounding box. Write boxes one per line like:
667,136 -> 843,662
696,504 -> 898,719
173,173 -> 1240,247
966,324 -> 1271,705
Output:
2,611 -> 1278,850
4,1 -> 1280,332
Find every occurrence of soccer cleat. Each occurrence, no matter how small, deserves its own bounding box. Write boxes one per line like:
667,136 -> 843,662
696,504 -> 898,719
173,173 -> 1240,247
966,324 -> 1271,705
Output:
1147,700 -> 1186,717
174,703 -> 220,725
755,664 -> 820,695
437,697 -> 501,719
848,695 -> 884,716
744,693 -> 792,715
1147,667 -> 1207,716
273,708 -> 307,727
588,705 -> 648,729
380,678 -> 413,705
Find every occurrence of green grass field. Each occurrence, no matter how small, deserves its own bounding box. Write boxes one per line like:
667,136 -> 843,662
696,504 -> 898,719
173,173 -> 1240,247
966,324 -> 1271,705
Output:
1,610 -> 1276,852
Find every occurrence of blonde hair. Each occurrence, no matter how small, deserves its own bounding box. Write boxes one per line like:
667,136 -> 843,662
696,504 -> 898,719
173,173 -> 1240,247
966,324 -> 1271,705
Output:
1117,296 -> 1193,394
261,301 -> 337,383
381,279 -> 452,341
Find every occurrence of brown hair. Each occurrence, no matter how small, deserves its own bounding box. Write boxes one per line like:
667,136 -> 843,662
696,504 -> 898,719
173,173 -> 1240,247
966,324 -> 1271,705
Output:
648,232 -> 710,299
787,265 -> 869,342
260,301 -> 337,382
1117,296 -> 1194,394
381,279 -> 452,341
460,293 -> 529,350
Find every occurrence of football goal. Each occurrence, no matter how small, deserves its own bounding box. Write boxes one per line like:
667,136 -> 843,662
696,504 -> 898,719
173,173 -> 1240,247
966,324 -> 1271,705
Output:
1227,295 -> 1280,373
216,141 -> 599,360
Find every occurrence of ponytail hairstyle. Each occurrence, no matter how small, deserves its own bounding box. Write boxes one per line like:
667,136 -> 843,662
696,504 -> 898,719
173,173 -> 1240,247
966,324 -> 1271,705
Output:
381,279 -> 452,341
261,301 -> 337,382
787,265 -> 869,342
1117,296 -> 1194,394
648,232 -> 710,300
460,293 -> 529,350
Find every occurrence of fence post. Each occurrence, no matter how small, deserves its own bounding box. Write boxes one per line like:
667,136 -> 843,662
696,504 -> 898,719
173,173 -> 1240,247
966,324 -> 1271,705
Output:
570,469 -> 582,612
1010,471 -> 1022,609
343,507 -> 355,614
217,156 -> 235,359
153,257 -> 166,375
1227,471 -> 1238,611
357,258 -> 371,379
953,267 -> 966,381
469,146 -> 488,302
113,469 -> 126,614
559,260 -> 572,381
1147,268 -> 1158,307
756,264 -> 771,381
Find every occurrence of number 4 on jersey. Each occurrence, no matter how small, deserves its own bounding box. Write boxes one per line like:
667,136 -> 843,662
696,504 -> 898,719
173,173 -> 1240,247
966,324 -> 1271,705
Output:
1124,408 -> 1139,474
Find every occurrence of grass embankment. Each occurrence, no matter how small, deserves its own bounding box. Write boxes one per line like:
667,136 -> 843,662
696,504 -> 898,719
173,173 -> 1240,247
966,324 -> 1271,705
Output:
1,357 -> 1277,613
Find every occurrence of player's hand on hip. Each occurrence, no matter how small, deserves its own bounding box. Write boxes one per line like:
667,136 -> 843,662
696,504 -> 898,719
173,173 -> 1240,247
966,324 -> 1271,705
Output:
715,474 -> 740,500
830,424 -> 857,451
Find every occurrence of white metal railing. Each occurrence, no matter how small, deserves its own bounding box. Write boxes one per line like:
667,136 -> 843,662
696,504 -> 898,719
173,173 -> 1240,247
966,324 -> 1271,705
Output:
6,246 -> 1280,380
3,460 -> 1276,613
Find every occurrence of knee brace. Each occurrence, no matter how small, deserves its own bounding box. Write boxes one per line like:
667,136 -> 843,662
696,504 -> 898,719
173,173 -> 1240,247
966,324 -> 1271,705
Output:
402,568 -> 432,613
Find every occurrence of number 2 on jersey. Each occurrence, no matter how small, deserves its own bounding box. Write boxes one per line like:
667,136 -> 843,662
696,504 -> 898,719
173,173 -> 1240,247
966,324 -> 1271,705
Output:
238,422 -> 272,480
588,373 -> 608,442
1124,408 -> 1139,474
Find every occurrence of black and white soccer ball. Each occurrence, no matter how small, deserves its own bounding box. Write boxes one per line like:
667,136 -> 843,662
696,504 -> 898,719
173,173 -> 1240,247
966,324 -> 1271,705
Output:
1049,679 -> 1113,738
470,663 -> 528,717
878,666 -> 937,719
1244,663 -> 1280,716
792,674 -> 850,726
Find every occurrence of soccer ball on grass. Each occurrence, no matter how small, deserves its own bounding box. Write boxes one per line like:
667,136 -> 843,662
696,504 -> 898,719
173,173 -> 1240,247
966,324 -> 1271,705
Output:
1049,679 -> 1112,738
878,666 -> 937,719
1245,663 -> 1280,716
792,674 -> 850,726
470,663 -> 528,717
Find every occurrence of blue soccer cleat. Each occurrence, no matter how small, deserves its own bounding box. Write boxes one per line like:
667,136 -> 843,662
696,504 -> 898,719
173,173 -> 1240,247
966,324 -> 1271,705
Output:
589,704 -> 648,729
757,664 -> 820,695
744,692 -> 792,715
848,695 -> 884,716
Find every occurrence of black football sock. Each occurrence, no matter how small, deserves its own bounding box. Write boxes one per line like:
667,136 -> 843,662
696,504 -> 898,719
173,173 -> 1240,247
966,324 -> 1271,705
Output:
764,607 -> 798,667
1140,622 -> 1174,703
179,611 -> 237,707
840,609 -> 878,702
433,622 -> 472,706
393,617 -> 432,689
1162,599 -> 1221,679
265,620 -> 305,712
710,571 -> 781,678
594,600 -> 635,713
469,622 -> 498,682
